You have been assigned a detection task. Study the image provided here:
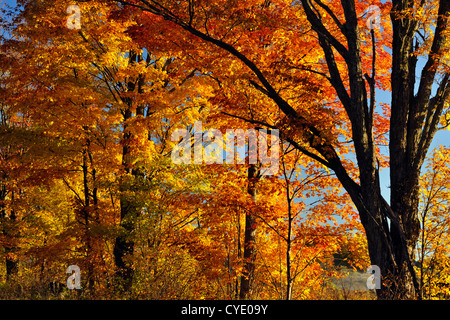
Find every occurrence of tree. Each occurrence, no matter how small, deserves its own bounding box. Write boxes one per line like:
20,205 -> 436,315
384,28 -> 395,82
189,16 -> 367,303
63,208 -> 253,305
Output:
1,0 -> 211,294
239,162 -> 261,299
417,146 -> 450,299
102,0 -> 450,299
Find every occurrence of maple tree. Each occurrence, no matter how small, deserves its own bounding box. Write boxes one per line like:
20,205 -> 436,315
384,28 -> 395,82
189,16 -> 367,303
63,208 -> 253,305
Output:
0,0 -> 449,301
416,146 -> 450,299
1,0 -> 213,295
99,0 -> 450,299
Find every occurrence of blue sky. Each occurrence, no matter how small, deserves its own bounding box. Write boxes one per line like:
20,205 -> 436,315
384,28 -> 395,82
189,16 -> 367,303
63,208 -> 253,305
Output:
1,0 -> 16,12
1,0 -> 15,7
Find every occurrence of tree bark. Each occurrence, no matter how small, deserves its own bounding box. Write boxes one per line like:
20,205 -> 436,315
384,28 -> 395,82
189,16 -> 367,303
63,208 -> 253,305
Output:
0,186 -> 18,281
239,163 -> 261,299
286,195 -> 293,301
113,104 -> 136,291
5,208 -> 18,280
113,196 -> 136,291
113,51 -> 146,291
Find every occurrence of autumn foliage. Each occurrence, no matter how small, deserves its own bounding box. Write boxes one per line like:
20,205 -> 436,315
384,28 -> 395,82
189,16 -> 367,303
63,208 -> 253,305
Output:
0,0 -> 449,300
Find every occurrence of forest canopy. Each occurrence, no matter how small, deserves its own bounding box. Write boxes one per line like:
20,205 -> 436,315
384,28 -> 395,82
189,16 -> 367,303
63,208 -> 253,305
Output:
0,0 -> 449,300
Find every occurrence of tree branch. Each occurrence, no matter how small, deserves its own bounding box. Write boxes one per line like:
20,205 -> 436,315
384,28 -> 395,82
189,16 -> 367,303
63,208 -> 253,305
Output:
312,0 -> 345,34
300,0 -> 349,62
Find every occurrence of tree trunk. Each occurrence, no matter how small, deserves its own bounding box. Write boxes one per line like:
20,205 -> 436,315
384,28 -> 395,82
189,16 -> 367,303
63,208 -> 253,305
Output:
113,197 -> 136,291
5,207 -> 18,280
80,143 -> 97,292
239,163 -> 261,299
113,51 -> 146,291
286,196 -> 293,301
0,186 -> 18,280
113,103 -> 135,291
